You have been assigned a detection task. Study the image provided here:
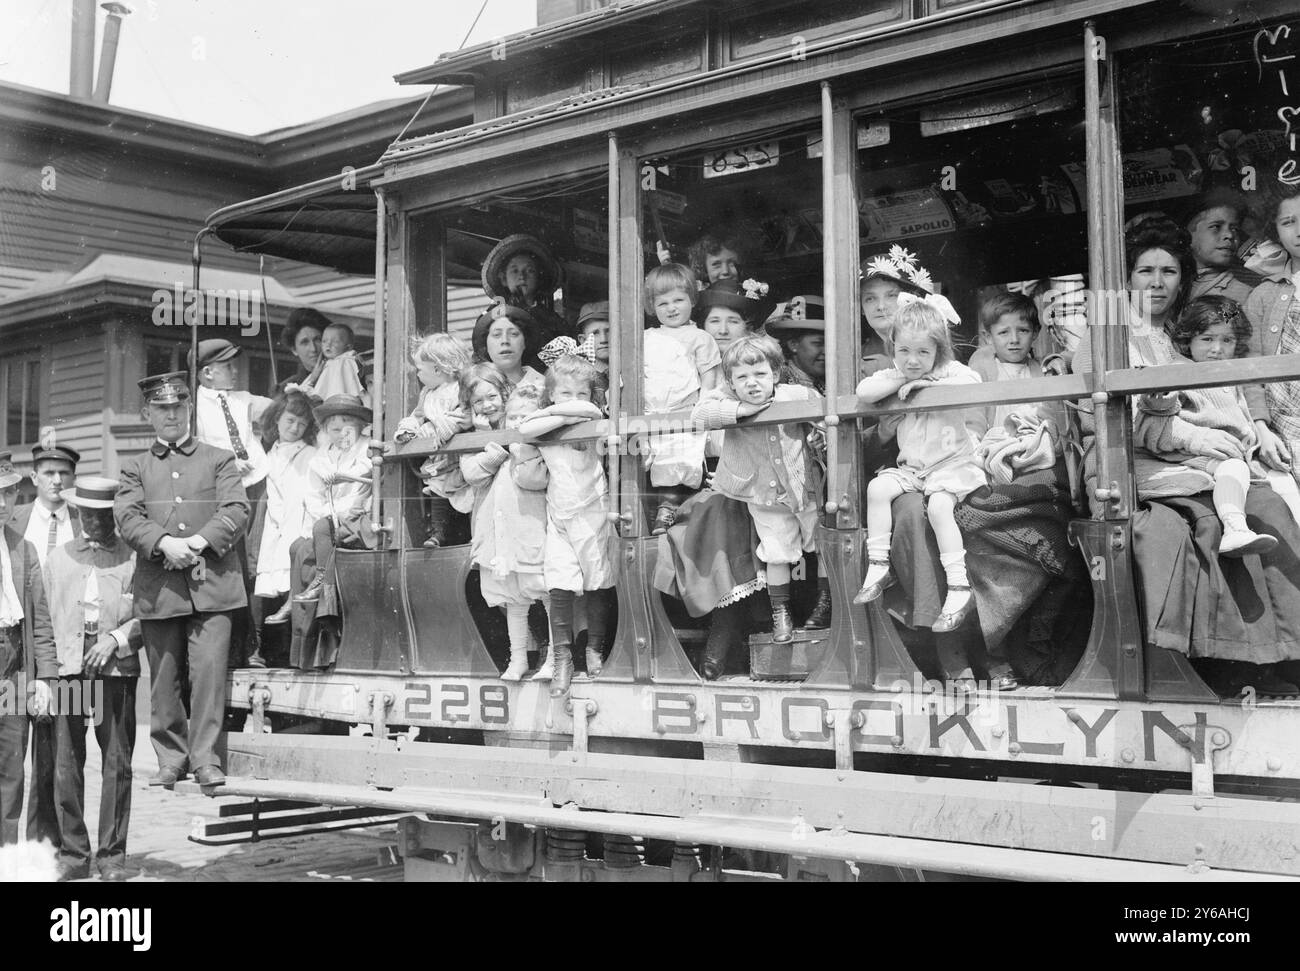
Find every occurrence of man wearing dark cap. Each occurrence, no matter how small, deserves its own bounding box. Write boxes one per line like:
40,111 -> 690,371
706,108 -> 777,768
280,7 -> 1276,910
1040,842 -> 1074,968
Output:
190,338 -> 272,666
11,444 -> 82,568
0,451 -> 55,845
115,372 -> 249,788
44,476 -> 140,881
12,442 -> 83,849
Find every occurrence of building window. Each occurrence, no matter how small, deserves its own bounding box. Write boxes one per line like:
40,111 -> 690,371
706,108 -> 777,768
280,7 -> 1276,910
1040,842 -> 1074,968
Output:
3,356 -> 41,447
145,341 -> 180,378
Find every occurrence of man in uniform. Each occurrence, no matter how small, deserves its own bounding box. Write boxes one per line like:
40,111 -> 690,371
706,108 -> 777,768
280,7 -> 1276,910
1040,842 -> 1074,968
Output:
0,451 -> 54,844
189,339 -> 272,667
12,442 -> 82,848
115,372 -> 249,788
44,476 -> 141,881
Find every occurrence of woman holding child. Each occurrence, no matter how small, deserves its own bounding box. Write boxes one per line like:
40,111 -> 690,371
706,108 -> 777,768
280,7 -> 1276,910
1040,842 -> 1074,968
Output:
1073,215 -> 1300,696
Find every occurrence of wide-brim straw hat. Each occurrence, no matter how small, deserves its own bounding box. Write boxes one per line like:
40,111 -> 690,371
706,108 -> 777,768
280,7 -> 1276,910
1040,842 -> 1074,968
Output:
481,234 -> 563,299
313,394 -> 371,424
764,296 -> 826,335
60,475 -> 119,509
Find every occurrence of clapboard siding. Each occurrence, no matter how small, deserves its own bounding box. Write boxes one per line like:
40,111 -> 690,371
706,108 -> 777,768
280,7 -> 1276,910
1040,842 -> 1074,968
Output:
49,338 -> 108,423
0,191 -> 259,275
46,412 -> 106,475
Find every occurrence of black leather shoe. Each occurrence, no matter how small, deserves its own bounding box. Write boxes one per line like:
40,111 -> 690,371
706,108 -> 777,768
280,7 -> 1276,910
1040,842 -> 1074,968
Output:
194,766 -> 226,787
803,590 -> 833,630
97,860 -> 137,882
701,657 -> 724,681
149,765 -> 185,789
246,651 -> 267,669
771,604 -> 794,644
651,504 -> 678,535
57,861 -> 91,882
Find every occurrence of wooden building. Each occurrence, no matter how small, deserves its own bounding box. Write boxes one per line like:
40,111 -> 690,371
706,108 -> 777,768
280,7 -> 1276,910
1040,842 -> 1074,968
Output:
0,80 -> 476,480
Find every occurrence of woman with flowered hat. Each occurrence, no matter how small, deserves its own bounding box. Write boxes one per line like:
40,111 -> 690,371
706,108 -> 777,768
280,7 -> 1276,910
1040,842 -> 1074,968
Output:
696,277 -> 775,357
481,234 -> 571,347
860,245 -> 951,377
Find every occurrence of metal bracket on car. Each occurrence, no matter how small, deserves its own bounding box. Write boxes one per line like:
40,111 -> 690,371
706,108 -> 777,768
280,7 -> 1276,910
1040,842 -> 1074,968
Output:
566,698 -> 598,760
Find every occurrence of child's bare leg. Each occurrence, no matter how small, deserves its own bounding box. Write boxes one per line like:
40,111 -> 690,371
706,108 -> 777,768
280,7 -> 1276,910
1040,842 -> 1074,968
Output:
927,491 -> 974,624
1215,458 -> 1278,557
857,476 -> 905,601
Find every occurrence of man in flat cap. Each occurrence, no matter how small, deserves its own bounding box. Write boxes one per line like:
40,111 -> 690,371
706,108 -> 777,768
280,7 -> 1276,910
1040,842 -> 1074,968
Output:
44,476 -> 141,881
115,372 -> 249,788
190,338 -> 273,666
10,442 -> 82,847
0,451 -> 55,845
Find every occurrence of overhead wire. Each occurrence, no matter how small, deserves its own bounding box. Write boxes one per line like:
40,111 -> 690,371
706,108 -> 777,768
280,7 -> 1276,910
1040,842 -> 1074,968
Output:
384,0 -> 493,157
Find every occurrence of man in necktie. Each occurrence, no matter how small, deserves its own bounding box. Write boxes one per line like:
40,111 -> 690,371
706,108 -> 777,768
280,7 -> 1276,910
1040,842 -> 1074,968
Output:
0,452 -> 55,846
115,372 -> 248,789
44,476 -> 141,881
10,443 -> 82,848
190,339 -> 272,668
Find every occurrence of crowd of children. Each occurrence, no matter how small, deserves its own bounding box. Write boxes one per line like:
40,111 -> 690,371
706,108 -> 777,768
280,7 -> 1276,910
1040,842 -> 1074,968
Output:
246,192 -> 1300,698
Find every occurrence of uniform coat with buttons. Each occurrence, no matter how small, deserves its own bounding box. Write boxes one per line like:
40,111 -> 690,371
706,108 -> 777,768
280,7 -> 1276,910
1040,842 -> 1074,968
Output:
114,438 -> 249,618
114,437 -> 249,776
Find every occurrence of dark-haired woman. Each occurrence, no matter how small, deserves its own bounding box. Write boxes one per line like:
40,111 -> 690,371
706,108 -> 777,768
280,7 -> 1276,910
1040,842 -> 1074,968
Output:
1075,217 -> 1300,696
276,307 -> 328,395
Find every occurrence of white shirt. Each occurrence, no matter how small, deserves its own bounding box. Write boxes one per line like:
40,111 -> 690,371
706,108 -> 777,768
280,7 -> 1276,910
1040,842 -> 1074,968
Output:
25,501 -> 73,569
195,385 -> 272,488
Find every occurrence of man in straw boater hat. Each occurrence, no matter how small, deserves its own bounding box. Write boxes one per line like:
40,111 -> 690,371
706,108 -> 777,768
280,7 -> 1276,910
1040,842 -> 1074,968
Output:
12,440 -> 82,848
115,371 -> 249,789
43,476 -> 141,881
0,450 -> 55,846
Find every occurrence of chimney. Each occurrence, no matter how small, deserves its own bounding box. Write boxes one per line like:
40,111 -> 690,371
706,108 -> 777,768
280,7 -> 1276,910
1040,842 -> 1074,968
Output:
93,3 -> 131,103
69,0 -> 96,98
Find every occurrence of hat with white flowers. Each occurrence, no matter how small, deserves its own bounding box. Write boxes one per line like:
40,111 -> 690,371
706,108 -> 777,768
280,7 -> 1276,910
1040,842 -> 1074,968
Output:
695,277 -> 775,326
861,245 -> 935,296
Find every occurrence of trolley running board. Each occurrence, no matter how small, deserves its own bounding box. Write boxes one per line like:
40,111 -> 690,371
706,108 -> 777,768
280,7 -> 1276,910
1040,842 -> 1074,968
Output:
176,787 -> 405,845
222,733 -> 1300,880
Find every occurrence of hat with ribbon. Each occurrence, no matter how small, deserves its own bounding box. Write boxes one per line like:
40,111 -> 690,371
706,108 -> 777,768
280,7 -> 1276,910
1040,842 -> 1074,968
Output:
764,295 -> 825,335
313,394 -> 372,425
538,334 -> 599,367
60,475 -> 119,509
861,245 -> 935,296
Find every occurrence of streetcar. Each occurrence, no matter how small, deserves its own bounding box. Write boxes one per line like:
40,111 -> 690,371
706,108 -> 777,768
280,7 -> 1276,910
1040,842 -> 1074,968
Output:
198,0 -> 1300,881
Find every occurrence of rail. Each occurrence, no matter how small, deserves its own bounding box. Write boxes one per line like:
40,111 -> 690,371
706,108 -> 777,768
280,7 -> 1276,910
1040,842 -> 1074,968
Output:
389,355 -> 1300,459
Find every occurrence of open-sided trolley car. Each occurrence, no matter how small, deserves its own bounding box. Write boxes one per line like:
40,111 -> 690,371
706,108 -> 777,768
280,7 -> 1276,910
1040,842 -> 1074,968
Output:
200,0 -> 1300,880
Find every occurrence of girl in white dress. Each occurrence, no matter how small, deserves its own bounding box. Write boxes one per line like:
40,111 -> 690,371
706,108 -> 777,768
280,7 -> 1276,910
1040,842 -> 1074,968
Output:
259,391 -> 320,625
